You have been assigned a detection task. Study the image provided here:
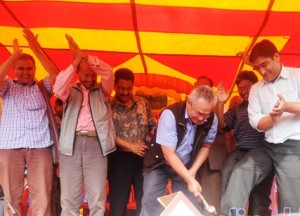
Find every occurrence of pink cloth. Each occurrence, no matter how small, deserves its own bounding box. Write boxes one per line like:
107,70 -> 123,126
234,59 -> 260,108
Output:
53,56 -> 113,131
0,148 -> 53,216
270,177 -> 278,215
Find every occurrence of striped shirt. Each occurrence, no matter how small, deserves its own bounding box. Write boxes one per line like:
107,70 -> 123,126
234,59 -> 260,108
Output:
223,101 -> 264,149
0,77 -> 53,149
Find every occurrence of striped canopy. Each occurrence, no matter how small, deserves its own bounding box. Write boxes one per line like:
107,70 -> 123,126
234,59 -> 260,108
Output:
1,0 -> 300,95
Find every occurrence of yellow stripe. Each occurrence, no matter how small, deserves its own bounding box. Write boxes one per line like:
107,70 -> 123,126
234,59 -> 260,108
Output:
114,55 -> 196,85
272,0 -> 300,11
0,27 -> 139,53
137,0 -> 300,12
140,33 -> 289,56
3,0 -> 130,3
0,27 -> 289,56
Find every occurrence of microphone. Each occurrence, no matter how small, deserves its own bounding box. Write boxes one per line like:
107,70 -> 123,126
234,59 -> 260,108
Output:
0,185 -> 18,216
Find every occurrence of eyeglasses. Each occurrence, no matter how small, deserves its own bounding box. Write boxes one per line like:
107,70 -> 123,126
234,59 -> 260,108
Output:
189,102 -> 211,119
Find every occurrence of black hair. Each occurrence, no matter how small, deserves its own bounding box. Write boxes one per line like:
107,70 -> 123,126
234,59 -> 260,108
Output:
114,68 -> 134,84
55,98 -> 63,106
249,39 -> 279,63
15,53 -> 35,66
235,70 -> 258,85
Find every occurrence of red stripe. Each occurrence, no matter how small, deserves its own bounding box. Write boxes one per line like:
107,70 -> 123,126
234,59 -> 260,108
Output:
42,49 -> 136,69
0,44 -> 16,78
42,49 -> 193,93
0,2 -> 20,26
1,2 -> 134,30
263,12 -> 300,35
2,2 -> 300,36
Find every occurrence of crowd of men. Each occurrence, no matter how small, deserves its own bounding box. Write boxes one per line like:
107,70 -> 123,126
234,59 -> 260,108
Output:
0,29 -> 300,216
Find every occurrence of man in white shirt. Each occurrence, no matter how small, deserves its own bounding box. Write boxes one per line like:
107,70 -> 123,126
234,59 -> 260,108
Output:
221,40 -> 300,215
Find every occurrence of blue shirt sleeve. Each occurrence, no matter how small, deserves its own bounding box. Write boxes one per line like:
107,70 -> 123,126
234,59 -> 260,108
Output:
156,109 -> 178,147
203,113 -> 218,144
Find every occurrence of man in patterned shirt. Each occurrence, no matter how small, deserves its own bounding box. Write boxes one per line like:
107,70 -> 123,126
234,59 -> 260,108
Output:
108,68 -> 156,216
0,29 -> 58,215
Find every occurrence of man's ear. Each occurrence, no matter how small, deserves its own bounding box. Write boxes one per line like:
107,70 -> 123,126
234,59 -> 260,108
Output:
274,53 -> 280,62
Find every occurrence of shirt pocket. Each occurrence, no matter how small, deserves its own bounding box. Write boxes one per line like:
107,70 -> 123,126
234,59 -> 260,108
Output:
25,87 -> 46,110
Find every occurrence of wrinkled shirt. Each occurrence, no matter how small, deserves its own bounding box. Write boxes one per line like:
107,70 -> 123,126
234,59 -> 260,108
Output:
53,56 -> 113,131
248,65 -> 300,143
111,96 -> 156,143
0,77 -> 52,149
223,101 -> 264,149
156,108 -> 218,165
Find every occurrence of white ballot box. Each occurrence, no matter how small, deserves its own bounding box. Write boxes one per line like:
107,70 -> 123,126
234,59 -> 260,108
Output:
158,191 -> 203,216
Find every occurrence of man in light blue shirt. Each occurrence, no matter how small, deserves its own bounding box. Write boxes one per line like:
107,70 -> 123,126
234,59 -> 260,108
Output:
141,85 -> 218,216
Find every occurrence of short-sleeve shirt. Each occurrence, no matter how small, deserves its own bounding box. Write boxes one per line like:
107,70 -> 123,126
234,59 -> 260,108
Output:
0,77 -> 53,149
156,107 -> 218,165
111,95 -> 156,143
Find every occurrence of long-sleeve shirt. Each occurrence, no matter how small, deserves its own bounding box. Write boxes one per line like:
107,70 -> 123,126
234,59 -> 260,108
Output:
0,77 -> 53,149
248,65 -> 300,143
53,56 -> 113,131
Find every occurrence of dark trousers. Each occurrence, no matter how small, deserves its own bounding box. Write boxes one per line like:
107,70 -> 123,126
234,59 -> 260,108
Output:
141,164 -> 204,216
108,151 -> 143,216
51,164 -> 62,216
221,149 -> 274,216
221,140 -> 300,215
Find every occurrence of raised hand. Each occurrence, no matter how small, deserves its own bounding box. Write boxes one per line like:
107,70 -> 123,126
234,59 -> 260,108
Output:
12,39 -> 22,59
217,82 -> 229,103
65,34 -> 82,68
236,51 -> 253,66
23,28 -> 41,53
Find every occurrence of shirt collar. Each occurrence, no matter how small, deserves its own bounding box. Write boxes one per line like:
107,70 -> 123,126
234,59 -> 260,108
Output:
112,95 -> 136,108
263,64 -> 288,85
13,79 -> 36,87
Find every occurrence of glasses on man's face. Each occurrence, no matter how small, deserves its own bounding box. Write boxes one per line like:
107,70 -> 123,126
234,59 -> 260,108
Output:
189,102 -> 211,119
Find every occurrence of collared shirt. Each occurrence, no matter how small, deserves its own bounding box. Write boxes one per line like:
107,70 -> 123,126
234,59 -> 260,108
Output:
223,101 -> 264,149
0,97 -> 3,121
53,56 -> 113,131
248,65 -> 300,143
156,107 -> 218,165
111,95 -> 156,143
0,77 -> 52,149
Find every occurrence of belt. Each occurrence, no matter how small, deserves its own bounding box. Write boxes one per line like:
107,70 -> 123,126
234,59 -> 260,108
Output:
75,131 -> 97,137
